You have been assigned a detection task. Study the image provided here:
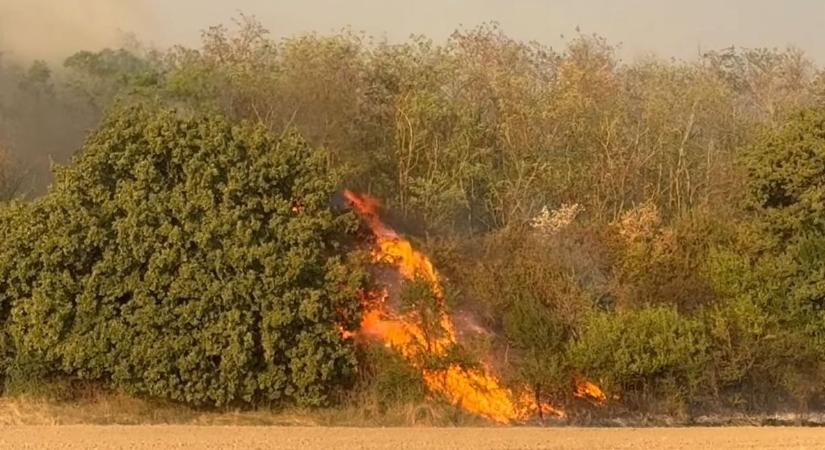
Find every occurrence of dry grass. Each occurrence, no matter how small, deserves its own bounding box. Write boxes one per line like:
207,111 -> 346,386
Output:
1,389 -> 821,428
0,394 -> 319,426
0,391 -> 484,427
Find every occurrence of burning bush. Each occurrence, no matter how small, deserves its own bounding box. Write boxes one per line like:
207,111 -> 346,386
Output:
0,105 -> 368,407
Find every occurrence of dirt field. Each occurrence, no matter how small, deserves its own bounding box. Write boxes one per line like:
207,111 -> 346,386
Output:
0,426 -> 823,450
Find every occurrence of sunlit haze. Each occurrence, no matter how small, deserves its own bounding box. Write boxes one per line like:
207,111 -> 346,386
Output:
1,0 -> 824,61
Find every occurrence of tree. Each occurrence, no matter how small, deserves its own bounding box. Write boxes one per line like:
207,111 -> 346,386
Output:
716,107 -> 825,408
744,108 -> 825,244
63,48 -> 160,111
742,107 -> 825,343
0,105 -> 368,407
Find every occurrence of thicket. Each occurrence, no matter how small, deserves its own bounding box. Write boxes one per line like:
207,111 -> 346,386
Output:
0,16 -> 824,417
0,105 -> 368,407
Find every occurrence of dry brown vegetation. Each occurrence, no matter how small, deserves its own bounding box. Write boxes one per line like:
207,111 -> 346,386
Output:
0,393 -> 485,427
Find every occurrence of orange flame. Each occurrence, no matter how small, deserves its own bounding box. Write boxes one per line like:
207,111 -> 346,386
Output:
345,190 -> 573,423
574,378 -> 607,405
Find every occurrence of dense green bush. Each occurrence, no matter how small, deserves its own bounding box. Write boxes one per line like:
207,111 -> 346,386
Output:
744,109 -> 825,244
0,105 -> 368,407
702,245 -> 825,409
568,306 -> 709,410
691,110 -> 825,409
742,109 -> 825,326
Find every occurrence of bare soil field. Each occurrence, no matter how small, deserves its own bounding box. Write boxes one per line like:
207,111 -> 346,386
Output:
0,426 -> 823,450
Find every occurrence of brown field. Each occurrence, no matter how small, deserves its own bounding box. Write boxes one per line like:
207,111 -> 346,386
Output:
0,426 -> 823,450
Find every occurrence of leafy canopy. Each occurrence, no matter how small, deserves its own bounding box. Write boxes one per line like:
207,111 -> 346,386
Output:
0,105 -> 368,407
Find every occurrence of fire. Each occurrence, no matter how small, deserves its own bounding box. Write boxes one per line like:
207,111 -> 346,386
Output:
343,190 -> 603,423
574,378 -> 607,404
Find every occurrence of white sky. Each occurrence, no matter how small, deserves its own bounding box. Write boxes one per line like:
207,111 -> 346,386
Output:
2,0 -> 825,63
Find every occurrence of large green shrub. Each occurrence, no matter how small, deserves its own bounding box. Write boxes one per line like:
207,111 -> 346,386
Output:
569,306 -> 709,409
694,111 -> 825,408
744,108 -> 825,327
702,245 -> 825,409
0,105 -> 368,407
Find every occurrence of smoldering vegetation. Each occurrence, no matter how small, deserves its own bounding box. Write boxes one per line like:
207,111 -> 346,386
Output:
0,15 -> 823,423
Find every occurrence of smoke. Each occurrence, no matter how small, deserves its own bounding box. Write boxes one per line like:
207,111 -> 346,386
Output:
0,0 -> 153,62
0,1 -> 157,196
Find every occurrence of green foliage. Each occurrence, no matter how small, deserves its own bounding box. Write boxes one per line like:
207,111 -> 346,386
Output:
3,15 -> 825,417
744,108 -> 825,243
356,346 -> 426,411
64,48 -> 160,110
569,306 -> 709,407
732,109 -> 825,406
0,105 -> 368,407
703,247 -> 825,408
502,297 -> 570,401
610,207 -> 722,311
399,276 -> 450,354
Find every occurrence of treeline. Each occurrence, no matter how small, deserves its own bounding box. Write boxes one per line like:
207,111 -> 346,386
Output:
0,17 -> 823,418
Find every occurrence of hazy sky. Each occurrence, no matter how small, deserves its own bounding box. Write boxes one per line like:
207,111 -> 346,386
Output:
2,0 -> 825,62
